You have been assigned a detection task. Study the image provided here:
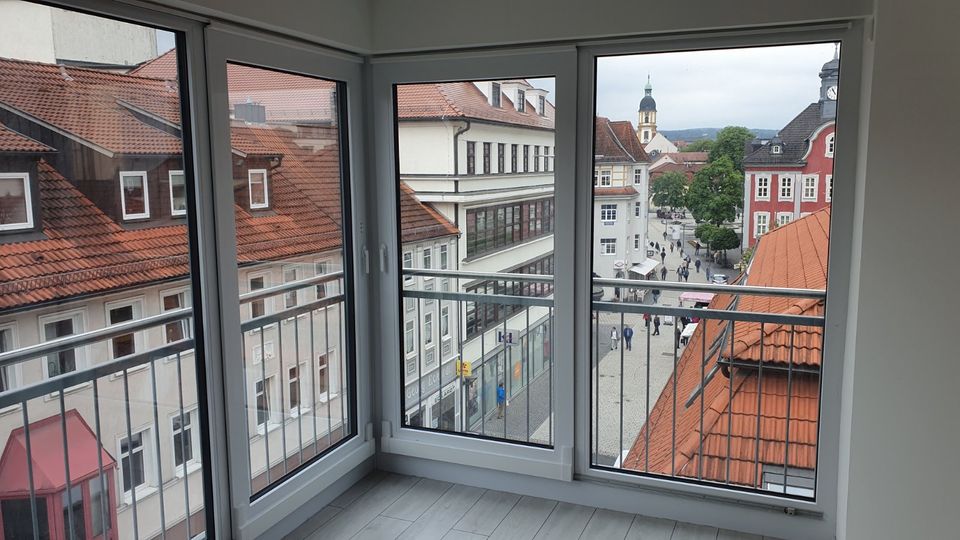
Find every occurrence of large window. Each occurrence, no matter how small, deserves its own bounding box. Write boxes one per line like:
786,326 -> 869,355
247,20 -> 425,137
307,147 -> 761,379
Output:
248,169 -> 269,209
119,171 -> 150,219
0,172 -> 33,231
465,198 -> 555,257
119,430 -> 150,497
169,170 -> 187,216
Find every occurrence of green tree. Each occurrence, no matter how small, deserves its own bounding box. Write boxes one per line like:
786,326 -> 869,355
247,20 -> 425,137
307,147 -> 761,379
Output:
695,222 -> 718,244
708,126 -> 754,172
686,156 -> 743,226
650,171 -> 687,210
683,139 -> 713,153
710,227 -> 740,251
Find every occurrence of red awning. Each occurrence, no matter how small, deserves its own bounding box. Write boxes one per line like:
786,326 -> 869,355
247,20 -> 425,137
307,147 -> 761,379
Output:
0,409 -> 115,497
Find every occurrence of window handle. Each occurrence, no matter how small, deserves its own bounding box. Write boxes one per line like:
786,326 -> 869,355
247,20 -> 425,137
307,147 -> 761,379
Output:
379,244 -> 388,274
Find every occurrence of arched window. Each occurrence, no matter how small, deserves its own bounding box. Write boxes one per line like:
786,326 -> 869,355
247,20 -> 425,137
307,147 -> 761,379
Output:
825,133 -> 836,157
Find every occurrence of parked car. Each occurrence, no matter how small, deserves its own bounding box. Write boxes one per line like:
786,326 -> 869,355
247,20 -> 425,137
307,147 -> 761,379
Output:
711,274 -> 728,285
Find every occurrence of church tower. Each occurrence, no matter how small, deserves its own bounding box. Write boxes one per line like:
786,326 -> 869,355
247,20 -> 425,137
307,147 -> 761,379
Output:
637,75 -> 658,144
819,45 -> 840,119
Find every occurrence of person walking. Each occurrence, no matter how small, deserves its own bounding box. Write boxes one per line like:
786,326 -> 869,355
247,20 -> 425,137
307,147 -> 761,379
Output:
622,325 -> 634,351
610,326 -> 619,350
669,242 -> 674,253
643,313 -> 651,329
660,266 -> 667,281
705,265 -> 712,282
676,239 -> 682,250
683,267 -> 690,282
695,242 -> 701,255
652,288 -> 660,303
676,266 -> 682,280
660,250 -> 666,263
653,315 -> 661,336
662,230 -> 668,241
695,258 -> 702,273
497,383 -> 506,418
655,241 -> 660,252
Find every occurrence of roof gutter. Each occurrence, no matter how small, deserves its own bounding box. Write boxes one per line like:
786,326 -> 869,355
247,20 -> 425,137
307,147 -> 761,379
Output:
452,119 -> 471,194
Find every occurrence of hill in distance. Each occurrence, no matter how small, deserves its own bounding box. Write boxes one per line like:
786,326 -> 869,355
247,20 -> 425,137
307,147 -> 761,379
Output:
660,127 -> 779,142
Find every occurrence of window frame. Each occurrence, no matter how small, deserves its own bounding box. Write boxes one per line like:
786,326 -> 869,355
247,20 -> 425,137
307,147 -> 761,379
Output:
104,297 -> 145,362
38,309 -> 86,382
803,174 -> 820,201
169,169 -> 187,217
755,175 -> 770,201
119,170 -> 151,220
0,172 -> 34,231
600,237 -> 617,255
118,427 -> 154,502
599,203 -> 617,223
247,168 -> 270,209
755,211 -> 771,236
171,408 -> 202,476
778,174 -> 794,201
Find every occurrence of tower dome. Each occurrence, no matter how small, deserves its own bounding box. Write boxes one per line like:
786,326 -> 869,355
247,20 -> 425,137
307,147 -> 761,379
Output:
639,75 -> 657,112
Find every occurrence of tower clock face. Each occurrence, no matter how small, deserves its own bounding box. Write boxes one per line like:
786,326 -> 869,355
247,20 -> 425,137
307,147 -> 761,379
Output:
826,85 -> 838,100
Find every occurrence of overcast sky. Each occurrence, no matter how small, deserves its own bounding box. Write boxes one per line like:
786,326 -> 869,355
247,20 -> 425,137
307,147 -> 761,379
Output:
534,42 -> 838,132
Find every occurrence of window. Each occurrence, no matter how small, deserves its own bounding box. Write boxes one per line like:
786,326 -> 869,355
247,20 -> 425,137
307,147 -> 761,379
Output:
600,238 -> 617,255
317,352 -> 331,396
423,312 -> 434,346
439,244 -> 449,269
826,175 -> 834,202
161,290 -> 189,344
511,144 -> 518,172
62,484 -> 84,540
315,260 -> 330,299
119,171 -> 150,219
423,246 -> 432,271
600,204 -> 617,223
491,82 -> 501,107
252,341 -> 274,363
635,202 -> 641,217
534,145 -> 540,172
599,170 -> 612,186
538,94 -> 546,116
771,144 -> 782,154
288,364 -> 305,414
169,170 -> 187,216
0,325 -> 16,393
516,89 -> 525,112
634,168 -> 643,185
171,409 -> 199,472
642,130 -> 650,142
634,234 -> 641,250
40,312 -> 84,378
497,143 -> 505,173
107,300 -> 142,360
755,212 -> 770,236
90,473 -> 109,536
255,377 -> 273,428
282,265 -> 299,309
803,175 -> 819,200
523,145 -> 530,172
404,320 -> 416,356
0,172 -> 33,231
441,305 -> 450,338
248,169 -> 269,209
248,274 -> 268,319
466,141 -> 476,174
755,176 -> 770,200
825,133 -> 835,157
593,170 -> 598,186
119,429 -> 149,496
483,142 -> 491,174
466,199 -> 555,257
402,251 -> 414,285
779,175 -> 794,200
777,212 -> 793,227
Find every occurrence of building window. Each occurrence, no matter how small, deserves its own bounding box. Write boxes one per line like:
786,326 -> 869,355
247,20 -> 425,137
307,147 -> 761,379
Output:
600,238 -> 616,255
465,199 -> 553,257
248,169 -> 269,209
255,378 -> 273,429
491,82 -> 501,107
635,202 -> 641,217
538,95 -> 546,116
402,251 -> 414,285
516,89 -> 525,112
317,352 -> 331,396
282,265 -> 299,309
423,246 -> 432,271
779,176 -> 793,200
119,429 -> 149,496
90,473 -> 109,536
634,168 -> 643,185
288,364 -> 304,414
825,133 -> 835,157
41,312 -> 84,378
803,175 -> 819,200
169,170 -> 187,216
483,142 -> 491,174
119,171 -> 150,219
755,176 -> 770,200
523,145 -> 530,172
161,290 -> 189,344
600,170 -> 612,186
423,312 -> 434,347
497,143 -> 505,173
439,244 -> 449,269
248,274 -> 268,319
0,172 -> 34,231
171,409 -> 199,472
404,319 -> 416,357
777,212 -> 793,227
511,144 -> 518,173
544,146 -> 551,172
466,141 -> 476,175
593,170 -> 598,186
315,260 -> 330,299
771,144 -> 782,154
107,300 -> 142,360
534,145 -> 540,172
826,175 -> 834,202
642,130 -> 650,142
634,234 -> 641,250
600,204 -> 617,223
252,341 -> 274,363
441,305 -> 450,338
0,325 -> 17,392
755,212 -> 770,237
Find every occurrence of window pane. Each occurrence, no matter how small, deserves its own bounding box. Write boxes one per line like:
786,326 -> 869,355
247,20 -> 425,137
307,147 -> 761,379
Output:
395,78 -> 555,445
227,63 -> 355,497
591,43 -> 839,500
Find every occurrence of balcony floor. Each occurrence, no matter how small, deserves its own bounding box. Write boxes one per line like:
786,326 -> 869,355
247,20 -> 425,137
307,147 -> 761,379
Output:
285,471 -> 780,540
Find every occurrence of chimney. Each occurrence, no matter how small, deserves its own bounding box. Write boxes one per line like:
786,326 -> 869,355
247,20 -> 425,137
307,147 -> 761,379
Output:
234,100 -> 266,124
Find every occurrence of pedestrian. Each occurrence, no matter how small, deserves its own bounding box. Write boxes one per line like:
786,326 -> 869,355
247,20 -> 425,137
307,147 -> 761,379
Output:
643,313 -> 651,328
497,382 -> 506,418
622,325 -> 634,351
655,241 -> 660,252
695,242 -> 701,255
610,326 -> 619,350
660,250 -> 666,263
695,258 -> 702,273
652,289 -> 660,303
677,239 -> 681,249
660,266 -> 667,281
705,265 -> 712,282
676,266 -> 682,279
662,231 -> 667,241
653,315 -> 661,336
669,242 -> 674,253
683,267 -> 690,282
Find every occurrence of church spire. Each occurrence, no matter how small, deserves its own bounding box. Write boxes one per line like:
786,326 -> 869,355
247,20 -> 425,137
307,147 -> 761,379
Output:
644,74 -> 652,94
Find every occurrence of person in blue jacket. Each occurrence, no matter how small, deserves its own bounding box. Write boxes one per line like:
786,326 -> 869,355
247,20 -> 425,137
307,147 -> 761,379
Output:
497,383 -> 506,418
622,325 -> 634,351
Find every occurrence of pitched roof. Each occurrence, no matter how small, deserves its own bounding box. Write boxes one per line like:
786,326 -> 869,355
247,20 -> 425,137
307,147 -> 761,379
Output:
656,152 -> 708,166
623,208 -> 830,488
396,81 -> 555,130
649,161 -> 705,179
594,186 -> 639,197
594,117 -> 649,163
743,103 -> 833,166
399,183 -> 459,243
0,123 -> 54,153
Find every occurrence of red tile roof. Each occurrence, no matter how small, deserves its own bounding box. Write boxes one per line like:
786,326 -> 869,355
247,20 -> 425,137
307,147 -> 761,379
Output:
594,186 -> 639,197
0,123 -> 53,152
594,117 -> 649,163
396,82 -> 555,130
399,183 -> 458,243
622,208 -> 830,488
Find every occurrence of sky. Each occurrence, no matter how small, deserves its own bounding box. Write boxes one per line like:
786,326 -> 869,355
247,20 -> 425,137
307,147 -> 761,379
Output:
534,42 -> 838,132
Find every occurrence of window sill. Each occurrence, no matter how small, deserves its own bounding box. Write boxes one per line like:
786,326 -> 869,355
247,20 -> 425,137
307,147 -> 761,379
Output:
256,422 -> 282,437
250,322 -> 278,333
121,485 -> 158,507
174,460 -> 202,479
290,406 -> 311,418
44,381 -> 92,401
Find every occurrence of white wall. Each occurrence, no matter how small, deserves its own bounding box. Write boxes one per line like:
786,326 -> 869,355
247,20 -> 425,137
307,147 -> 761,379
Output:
0,0 -> 55,62
838,1 -> 960,538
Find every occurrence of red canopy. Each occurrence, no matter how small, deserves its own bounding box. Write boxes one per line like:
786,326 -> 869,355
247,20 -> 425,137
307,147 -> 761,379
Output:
0,409 -> 115,497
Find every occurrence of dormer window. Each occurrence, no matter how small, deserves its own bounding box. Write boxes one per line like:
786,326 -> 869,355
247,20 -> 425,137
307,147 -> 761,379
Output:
0,172 -> 34,231
169,170 -> 186,216
771,144 -> 782,154
538,95 -> 546,116
120,171 -> 150,220
491,82 -> 501,107
248,169 -> 269,209
516,89 -> 525,112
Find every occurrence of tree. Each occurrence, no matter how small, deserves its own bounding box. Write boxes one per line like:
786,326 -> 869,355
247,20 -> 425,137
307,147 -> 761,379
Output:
710,227 -> 740,251
683,139 -> 713,153
708,126 -> 754,172
695,222 -> 718,244
686,156 -> 743,226
650,171 -> 687,209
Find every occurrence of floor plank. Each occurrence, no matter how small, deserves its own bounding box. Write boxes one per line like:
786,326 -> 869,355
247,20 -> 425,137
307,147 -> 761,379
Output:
397,483 -> 486,540
442,531 -> 489,540
625,514 -> 676,540
330,470 -> 389,508
382,478 -> 454,521
717,530 -> 762,540
532,502 -> 595,540
352,515 -> 413,540
309,474 -> 419,540
671,522 -> 719,540
488,496 -> 558,540
580,508 -> 634,540
284,506 -> 341,539
452,490 -> 522,536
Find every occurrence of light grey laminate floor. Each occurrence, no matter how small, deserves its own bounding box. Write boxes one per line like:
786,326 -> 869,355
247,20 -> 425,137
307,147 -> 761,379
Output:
284,471 -> 781,540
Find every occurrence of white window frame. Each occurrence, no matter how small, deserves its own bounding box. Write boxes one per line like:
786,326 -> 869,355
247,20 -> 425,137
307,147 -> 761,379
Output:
440,305 -> 450,339
600,238 -> 616,255
168,169 -> 187,217
248,168 -> 269,209
776,212 -> 793,227
281,264 -> 300,312
825,133 -> 835,157
105,297 -> 145,361
254,376 -> 279,434
170,408 -> 201,476
778,175 -> 794,200
0,323 -> 23,409
635,201 -> 641,217
803,174 -> 819,201
423,311 -> 434,347
247,271 -> 272,324
38,309 -> 86,382
119,171 -> 150,220
755,175 -> 770,201
439,244 -> 449,270
0,172 -> 34,231
402,250 -> 414,285
422,246 -> 432,273
754,211 -> 770,237
599,203 -> 617,224
118,426 -> 155,503
634,168 -> 643,185
826,175 -> 834,202
160,287 -> 191,349
599,169 -> 612,186
288,362 -> 309,416
404,319 -> 416,357
634,234 -> 641,250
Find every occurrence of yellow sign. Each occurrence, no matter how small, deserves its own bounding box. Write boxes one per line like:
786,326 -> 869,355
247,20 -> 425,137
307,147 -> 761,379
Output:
456,360 -> 472,377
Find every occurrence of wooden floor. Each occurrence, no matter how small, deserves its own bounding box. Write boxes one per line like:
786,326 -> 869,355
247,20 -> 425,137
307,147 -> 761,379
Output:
285,471 -> 781,540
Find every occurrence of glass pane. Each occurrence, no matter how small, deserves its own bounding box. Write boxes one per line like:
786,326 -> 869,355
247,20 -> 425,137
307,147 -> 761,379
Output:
226,63 -> 354,497
590,43 -> 839,500
0,2 -> 206,537
395,78 -> 556,446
